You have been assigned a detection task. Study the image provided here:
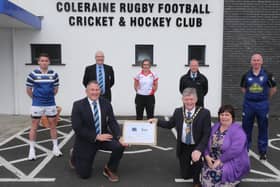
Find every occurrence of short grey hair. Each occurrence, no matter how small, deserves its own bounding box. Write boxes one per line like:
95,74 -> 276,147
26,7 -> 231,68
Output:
182,88 -> 197,99
86,80 -> 99,88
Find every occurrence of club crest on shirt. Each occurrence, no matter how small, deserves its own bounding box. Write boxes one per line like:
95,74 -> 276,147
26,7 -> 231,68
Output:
259,76 -> 264,82
249,83 -> 263,93
248,77 -> 253,81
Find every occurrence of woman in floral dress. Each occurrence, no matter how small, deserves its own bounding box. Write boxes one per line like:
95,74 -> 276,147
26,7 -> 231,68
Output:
202,105 -> 250,187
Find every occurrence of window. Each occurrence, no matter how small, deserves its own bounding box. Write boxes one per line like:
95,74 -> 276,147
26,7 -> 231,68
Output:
134,44 -> 154,66
188,45 -> 206,66
30,44 -> 62,65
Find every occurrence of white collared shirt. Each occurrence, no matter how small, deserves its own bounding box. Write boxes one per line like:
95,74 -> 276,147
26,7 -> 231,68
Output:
181,107 -> 196,144
191,72 -> 197,79
88,98 -> 102,134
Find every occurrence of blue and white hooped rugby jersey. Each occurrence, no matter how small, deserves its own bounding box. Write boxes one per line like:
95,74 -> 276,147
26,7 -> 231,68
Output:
26,69 -> 59,106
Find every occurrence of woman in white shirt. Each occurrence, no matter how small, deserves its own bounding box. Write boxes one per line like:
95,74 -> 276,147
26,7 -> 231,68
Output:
134,59 -> 158,120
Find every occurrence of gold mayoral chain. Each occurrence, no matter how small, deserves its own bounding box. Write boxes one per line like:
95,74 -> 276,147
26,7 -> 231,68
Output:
182,106 -> 202,125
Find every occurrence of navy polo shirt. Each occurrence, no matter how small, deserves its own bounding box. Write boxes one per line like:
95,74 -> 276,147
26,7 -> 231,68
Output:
240,68 -> 276,102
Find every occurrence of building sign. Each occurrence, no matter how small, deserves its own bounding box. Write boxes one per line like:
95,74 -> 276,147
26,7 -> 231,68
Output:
56,1 -> 211,28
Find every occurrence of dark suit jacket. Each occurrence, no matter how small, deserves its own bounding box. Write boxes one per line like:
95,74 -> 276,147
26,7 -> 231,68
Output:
82,64 -> 115,101
179,70 -> 208,107
158,107 -> 211,157
71,97 -> 120,159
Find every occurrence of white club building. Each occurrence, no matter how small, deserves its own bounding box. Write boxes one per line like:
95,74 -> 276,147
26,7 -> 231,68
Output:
0,0 -> 224,117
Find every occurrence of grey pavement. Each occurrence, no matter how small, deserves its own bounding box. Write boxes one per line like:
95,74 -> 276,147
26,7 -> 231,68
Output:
0,115 -> 31,142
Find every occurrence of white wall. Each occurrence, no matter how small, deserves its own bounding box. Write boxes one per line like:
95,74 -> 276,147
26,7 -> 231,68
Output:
0,29 -> 14,114
7,0 -> 224,117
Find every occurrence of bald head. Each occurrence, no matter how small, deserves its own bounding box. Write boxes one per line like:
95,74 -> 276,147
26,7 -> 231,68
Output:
250,53 -> 263,71
95,50 -> 105,65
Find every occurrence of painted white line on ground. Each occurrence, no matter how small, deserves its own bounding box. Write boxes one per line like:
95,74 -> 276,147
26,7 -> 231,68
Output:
56,124 -> 72,128
0,178 -> 56,182
56,130 -> 68,137
58,117 -> 72,123
268,135 -> 280,151
174,178 -> 193,182
175,176 -> 280,183
0,119 -> 73,182
249,150 -> 280,177
0,127 -> 30,147
21,124 -> 72,135
28,130 -> 74,178
242,178 -> 280,182
0,153 -> 48,167
250,169 -> 279,179
21,127 -> 50,135
16,136 -> 51,153
0,156 -> 27,178
149,145 -> 174,151
0,136 -> 65,152
99,149 -> 153,154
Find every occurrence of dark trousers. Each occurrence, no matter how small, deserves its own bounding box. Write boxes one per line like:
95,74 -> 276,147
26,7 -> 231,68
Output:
242,100 -> 269,154
135,94 -> 155,120
72,139 -> 124,179
179,143 -> 202,184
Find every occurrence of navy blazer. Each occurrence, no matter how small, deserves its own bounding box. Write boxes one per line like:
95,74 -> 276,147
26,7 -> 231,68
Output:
82,64 -> 115,101
158,107 -> 211,157
71,97 -> 120,159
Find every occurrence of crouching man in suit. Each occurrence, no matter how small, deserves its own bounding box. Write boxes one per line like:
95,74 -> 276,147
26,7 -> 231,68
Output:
150,88 -> 211,187
69,80 -> 127,182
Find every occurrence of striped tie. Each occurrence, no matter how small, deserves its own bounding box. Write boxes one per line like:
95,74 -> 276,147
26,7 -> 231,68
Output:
92,101 -> 100,134
98,66 -> 105,94
185,111 -> 192,144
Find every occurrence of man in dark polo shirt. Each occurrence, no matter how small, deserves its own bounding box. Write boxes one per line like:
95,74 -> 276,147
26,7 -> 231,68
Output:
240,53 -> 277,160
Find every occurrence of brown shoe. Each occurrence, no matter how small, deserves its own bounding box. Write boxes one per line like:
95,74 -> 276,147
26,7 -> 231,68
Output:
103,165 -> 119,182
193,184 -> 201,187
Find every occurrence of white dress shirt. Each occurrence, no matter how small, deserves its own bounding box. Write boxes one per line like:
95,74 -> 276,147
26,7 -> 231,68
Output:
181,107 -> 196,144
88,98 -> 102,134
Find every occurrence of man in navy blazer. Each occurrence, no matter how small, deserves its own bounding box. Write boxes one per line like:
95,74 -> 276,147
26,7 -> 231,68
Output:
70,81 -> 127,182
83,51 -> 115,102
150,88 -> 211,187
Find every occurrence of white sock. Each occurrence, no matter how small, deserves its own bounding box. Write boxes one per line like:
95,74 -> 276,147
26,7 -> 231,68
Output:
29,141 -> 35,150
52,139 -> 58,149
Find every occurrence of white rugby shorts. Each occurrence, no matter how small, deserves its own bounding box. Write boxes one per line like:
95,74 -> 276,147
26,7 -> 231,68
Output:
31,106 -> 57,118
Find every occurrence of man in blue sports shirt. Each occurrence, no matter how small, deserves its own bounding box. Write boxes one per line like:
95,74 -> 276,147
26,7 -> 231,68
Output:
26,53 -> 62,160
240,53 -> 277,160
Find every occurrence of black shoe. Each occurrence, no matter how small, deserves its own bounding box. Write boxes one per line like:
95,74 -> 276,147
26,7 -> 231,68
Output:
260,153 -> 267,160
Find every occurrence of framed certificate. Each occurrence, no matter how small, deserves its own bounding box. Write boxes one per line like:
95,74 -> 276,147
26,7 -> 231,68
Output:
122,120 -> 157,145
